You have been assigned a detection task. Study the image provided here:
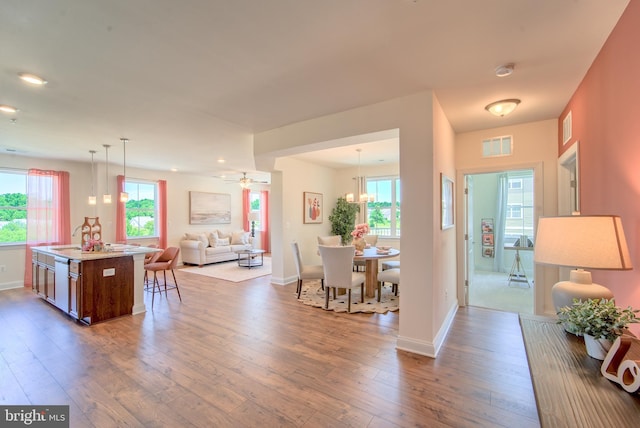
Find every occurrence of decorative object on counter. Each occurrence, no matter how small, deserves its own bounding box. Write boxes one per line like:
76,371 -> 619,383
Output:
534,215 -> 633,312
351,223 -> 370,252
329,197 -> 359,244
601,334 -> 640,393
82,238 -> 105,252
557,298 -> 639,360
80,216 -> 102,250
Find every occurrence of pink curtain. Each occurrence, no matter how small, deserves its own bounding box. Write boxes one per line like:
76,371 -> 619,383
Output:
115,175 -> 127,243
23,169 -> 71,287
158,180 -> 167,248
260,190 -> 270,253
242,188 -> 251,232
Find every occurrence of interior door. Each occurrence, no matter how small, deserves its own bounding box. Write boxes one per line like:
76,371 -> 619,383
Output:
464,175 -> 474,305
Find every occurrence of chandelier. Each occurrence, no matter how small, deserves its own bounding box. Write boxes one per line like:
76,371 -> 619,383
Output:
345,149 -> 374,204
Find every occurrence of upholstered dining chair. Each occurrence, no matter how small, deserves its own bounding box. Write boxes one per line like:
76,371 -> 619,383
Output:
144,246 -> 182,309
318,245 -> 365,312
377,268 -> 400,301
291,242 -> 324,298
317,235 -> 342,246
382,260 -> 400,271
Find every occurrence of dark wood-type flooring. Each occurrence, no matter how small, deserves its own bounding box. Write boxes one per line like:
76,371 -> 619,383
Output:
0,268 -> 540,427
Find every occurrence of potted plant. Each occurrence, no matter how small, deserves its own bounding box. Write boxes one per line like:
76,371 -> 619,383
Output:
329,197 -> 359,245
557,298 -> 639,360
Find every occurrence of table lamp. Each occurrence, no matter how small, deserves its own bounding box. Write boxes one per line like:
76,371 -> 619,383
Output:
534,215 -> 632,312
249,212 -> 260,237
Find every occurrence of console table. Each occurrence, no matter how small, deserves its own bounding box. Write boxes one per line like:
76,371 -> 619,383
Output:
519,315 -> 640,427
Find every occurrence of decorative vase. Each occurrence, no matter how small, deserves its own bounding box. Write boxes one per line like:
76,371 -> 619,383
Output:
353,237 -> 366,252
584,333 -> 612,360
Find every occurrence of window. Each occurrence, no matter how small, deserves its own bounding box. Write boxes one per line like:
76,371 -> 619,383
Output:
508,178 -> 522,190
250,191 -> 261,231
365,176 -> 400,238
0,170 -> 27,244
507,204 -> 522,219
482,135 -> 512,157
124,180 -> 158,237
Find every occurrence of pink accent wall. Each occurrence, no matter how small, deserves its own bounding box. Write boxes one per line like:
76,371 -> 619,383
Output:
559,1 -> 640,334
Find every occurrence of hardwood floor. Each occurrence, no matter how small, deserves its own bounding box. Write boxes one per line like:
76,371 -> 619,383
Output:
0,269 -> 540,427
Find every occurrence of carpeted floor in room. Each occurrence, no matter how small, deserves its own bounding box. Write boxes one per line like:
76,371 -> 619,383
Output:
469,270 -> 534,314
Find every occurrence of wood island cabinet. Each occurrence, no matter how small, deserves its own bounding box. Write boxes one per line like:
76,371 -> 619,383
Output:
32,249 -> 135,325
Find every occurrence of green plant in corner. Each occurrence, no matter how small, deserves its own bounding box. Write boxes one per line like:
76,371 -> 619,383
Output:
557,298 -> 639,342
329,197 -> 359,245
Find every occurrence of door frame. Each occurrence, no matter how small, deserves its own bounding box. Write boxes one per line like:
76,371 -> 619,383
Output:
456,162 -> 545,315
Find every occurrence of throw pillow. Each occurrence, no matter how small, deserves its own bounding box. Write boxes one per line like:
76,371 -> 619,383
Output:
216,230 -> 231,239
231,231 -> 246,245
214,237 -> 230,247
208,232 -> 217,248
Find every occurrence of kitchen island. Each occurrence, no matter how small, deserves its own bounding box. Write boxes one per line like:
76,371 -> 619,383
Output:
32,245 -> 160,324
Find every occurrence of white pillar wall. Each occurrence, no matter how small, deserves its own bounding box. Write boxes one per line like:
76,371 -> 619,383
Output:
255,91 -> 458,357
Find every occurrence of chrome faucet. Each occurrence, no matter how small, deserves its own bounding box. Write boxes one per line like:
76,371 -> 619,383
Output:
72,224 -> 83,237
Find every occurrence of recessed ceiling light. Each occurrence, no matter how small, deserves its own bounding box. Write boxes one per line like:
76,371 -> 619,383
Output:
170,168 -> 178,172
0,105 -> 18,114
217,158 -> 226,163
495,63 -> 515,78
18,73 -> 47,85
485,99 -> 521,117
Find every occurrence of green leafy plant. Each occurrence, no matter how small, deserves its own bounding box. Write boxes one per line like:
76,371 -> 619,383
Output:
557,298 -> 639,342
328,197 -> 359,245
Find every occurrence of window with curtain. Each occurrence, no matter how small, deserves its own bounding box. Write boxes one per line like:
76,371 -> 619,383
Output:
504,172 -> 534,246
365,176 -> 401,238
250,191 -> 261,231
0,169 -> 27,244
124,180 -> 158,238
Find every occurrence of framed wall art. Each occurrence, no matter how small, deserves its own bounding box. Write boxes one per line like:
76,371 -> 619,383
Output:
189,191 -> 231,224
441,174 -> 454,230
303,192 -> 323,224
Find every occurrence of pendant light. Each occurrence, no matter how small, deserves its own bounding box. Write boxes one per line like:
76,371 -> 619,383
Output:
346,149 -> 374,204
120,138 -> 129,202
88,150 -> 97,205
103,144 -> 112,204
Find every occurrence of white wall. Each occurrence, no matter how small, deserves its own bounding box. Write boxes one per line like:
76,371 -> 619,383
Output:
0,153 -> 252,290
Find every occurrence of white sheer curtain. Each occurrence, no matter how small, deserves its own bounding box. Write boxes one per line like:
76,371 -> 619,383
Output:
23,169 -> 71,287
493,173 -> 508,272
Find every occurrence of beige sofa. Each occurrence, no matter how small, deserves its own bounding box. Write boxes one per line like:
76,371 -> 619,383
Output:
180,229 -> 253,266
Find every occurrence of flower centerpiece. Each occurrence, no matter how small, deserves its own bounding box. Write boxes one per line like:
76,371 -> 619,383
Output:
557,298 -> 639,359
351,223 -> 370,252
82,238 -> 104,252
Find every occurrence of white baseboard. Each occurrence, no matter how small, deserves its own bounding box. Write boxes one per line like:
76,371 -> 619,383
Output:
396,300 -> 458,358
271,275 -> 297,286
0,281 -> 24,291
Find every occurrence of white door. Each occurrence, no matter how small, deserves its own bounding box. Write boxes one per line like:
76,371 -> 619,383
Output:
464,175 -> 474,305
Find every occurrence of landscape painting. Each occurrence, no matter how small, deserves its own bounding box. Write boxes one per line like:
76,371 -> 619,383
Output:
189,191 -> 231,224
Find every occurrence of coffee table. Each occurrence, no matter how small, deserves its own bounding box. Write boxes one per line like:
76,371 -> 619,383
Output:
236,249 -> 265,269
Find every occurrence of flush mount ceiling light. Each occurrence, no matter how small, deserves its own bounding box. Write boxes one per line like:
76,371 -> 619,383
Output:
495,63 -> 515,78
485,99 -> 521,117
0,105 -> 18,114
18,73 -> 47,85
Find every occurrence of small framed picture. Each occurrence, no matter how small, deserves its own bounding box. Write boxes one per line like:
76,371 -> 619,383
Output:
441,174 -> 454,230
303,192 -> 322,224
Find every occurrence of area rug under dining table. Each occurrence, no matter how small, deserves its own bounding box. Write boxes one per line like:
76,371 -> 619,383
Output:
180,257 -> 271,282
298,280 -> 399,314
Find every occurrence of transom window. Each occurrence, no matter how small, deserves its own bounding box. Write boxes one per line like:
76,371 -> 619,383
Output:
0,170 -> 27,244
365,176 -> 400,238
124,180 -> 158,238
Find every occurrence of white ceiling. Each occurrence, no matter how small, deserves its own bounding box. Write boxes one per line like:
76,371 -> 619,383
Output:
0,0 -> 630,177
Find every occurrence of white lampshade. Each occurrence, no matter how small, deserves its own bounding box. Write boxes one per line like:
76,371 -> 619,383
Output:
534,215 -> 632,311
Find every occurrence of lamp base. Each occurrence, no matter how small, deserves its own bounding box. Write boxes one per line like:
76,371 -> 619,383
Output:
552,269 -> 614,312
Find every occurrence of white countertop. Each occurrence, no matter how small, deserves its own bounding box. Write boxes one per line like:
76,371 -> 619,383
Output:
33,245 -> 161,261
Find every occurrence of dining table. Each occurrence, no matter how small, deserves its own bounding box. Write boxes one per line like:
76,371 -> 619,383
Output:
353,247 -> 400,298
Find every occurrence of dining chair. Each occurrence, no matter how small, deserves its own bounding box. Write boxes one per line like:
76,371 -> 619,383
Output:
382,260 -> 400,270
291,242 -> 324,298
144,246 -> 182,309
317,235 -> 342,246
318,245 -> 365,312
377,268 -> 400,300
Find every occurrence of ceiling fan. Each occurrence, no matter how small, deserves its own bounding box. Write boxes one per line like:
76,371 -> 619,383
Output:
218,172 -> 269,188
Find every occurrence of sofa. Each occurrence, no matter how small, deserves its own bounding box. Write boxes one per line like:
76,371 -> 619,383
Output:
180,229 -> 253,266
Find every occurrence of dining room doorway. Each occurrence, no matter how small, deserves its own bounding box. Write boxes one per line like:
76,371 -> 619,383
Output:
464,168 -> 536,314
